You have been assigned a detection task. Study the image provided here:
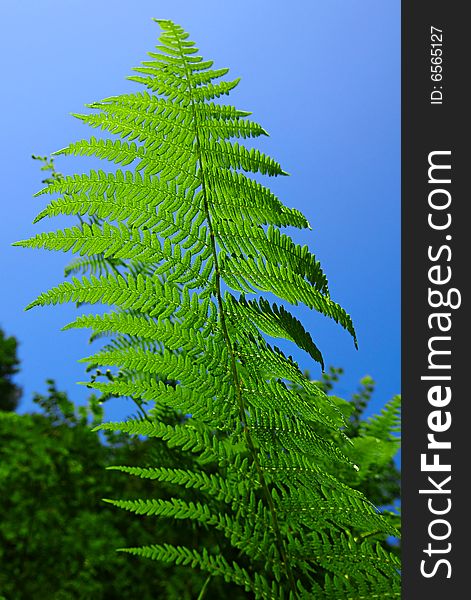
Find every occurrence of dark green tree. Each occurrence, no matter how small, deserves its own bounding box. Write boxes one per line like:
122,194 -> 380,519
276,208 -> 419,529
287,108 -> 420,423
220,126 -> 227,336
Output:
0,369 -> 399,599
0,327 -> 21,412
0,381 -> 240,599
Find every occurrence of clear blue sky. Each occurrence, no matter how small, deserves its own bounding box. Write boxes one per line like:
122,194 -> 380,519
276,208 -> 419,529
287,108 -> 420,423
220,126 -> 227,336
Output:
1,0 -> 399,422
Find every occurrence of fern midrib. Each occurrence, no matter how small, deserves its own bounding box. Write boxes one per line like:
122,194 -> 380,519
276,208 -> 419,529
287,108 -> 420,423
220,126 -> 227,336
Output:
171,31 -> 298,599
171,25 -> 298,597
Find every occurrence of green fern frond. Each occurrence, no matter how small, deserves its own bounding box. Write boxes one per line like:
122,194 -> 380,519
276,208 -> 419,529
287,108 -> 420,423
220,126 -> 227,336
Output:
361,394 -> 401,440
107,465 -> 243,503
119,544 -> 256,594
19,17 -> 399,598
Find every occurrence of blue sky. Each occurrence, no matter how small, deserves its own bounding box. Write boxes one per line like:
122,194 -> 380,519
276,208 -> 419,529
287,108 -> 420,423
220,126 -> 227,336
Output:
1,0 -> 399,422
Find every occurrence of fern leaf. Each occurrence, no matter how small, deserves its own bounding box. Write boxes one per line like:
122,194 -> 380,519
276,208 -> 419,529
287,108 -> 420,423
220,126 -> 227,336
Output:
19,17 -> 399,598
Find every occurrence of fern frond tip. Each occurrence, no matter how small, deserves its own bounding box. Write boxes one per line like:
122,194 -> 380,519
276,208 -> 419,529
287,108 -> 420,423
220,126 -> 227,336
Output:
32,187 -> 49,198
50,148 -> 67,157
152,18 -> 173,25
32,211 -> 48,224
70,112 -> 88,122
24,299 -> 40,311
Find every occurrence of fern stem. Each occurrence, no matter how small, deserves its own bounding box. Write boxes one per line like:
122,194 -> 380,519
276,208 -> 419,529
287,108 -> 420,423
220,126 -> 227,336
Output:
196,575 -> 212,600
170,23 -> 298,598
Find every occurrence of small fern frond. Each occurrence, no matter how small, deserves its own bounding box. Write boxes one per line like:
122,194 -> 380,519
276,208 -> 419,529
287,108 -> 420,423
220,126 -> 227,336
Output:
119,544 -> 256,594
361,394 -> 401,440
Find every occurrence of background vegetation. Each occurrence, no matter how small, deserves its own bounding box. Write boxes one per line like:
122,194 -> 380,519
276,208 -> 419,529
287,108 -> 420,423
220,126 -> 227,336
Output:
0,327 -> 399,599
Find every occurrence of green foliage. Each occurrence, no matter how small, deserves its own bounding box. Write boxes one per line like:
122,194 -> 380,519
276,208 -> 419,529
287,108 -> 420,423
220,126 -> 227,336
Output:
0,382 -> 241,599
17,19 -> 400,598
313,368 -> 401,511
313,369 -> 401,550
0,328 -> 21,412
0,373 -> 399,599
